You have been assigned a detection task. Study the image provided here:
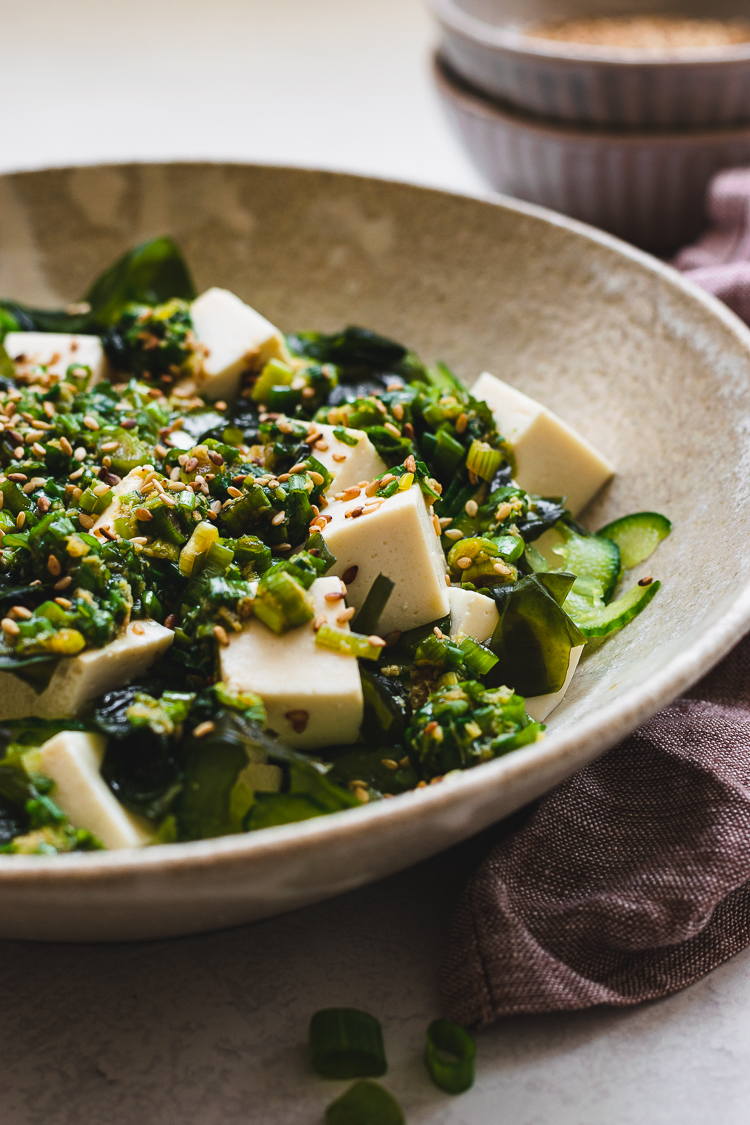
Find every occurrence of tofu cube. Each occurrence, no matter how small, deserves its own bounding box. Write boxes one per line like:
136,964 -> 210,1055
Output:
220,576 -> 363,750
190,287 -> 290,401
525,645 -> 584,723
0,621 -> 174,721
4,332 -> 109,388
448,586 -> 499,644
40,731 -> 151,849
321,483 -> 449,636
471,371 -> 614,516
448,586 -> 582,723
310,423 -> 386,494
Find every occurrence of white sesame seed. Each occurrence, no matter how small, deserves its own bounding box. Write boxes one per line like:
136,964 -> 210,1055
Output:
465,499 -> 478,517
445,529 -> 464,541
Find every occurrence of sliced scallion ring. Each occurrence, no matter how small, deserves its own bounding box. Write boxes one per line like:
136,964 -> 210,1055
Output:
325,1081 -> 404,1125
310,1008 -> 387,1079
424,1018 -> 476,1094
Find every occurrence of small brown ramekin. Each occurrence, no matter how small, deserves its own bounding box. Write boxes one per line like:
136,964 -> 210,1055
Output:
429,0 -> 750,128
435,55 -> 750,252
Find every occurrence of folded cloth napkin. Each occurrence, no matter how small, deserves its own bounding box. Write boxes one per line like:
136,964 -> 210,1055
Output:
442,174 -> 750,1028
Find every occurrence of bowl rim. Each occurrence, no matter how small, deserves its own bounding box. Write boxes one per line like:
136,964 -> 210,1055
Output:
429,0 -> 750,67
435,50 -> 750,140
1,159 -> 750,883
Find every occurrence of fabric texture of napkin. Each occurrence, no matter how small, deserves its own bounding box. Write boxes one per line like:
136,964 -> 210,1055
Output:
442,171 -> 750,1028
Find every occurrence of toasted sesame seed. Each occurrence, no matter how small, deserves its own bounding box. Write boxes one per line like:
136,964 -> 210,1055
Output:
277,473 -> 290,483
383,421 -> 401,438
456,556 -> 472,569
154,444 -> 169,458
59,436 -> 73,456
99,526 -> 117,541
285,709 -> 310,734
341,486 -> 361,501
271,510 -> 286,526
1,617 -> 19,636
13,447 -> 23,459
416,780 -> 427,789
226,486 -> 242,499
495,502 -> 512,522
493,561 -> 512,576
83,415 -> 99,431
433,626 -> 444,639
74,447 -> 87,461
164,614 -> 178,630
53,576 -> 72,590
367,635 -> 387,647
337,606 -> 355,624
325,591 -> 346,602
185,456 -> 199,473
468,469 -> 478,485
465,499 -> 478,517
432,513 -> 441,536
289,462 -> 308,474
353,787 -> 370,803
214,624 -> 230,646
316,440 -> 329,452
78,513 -> 94,530
15,512 -> 24,529
7,473 -> 26,483
43,401 -> 55,418
193,721 -> 215,738
267,479 -> 280,490
343,566 -> 359,584
208,450 -> 224,466
100,440 -> 119,452
130,536 -> 148,545
638,575 -> 654,586
32,442 -> 45,457
215,400 -> 227,411
273,543 -> 292,552
349,506 -> 364,519
92,482 -> 110,497
456,412 -> 468,433
332,452 -> 347,463
168,481 -> 187,492
135,508 -> 153,521
312,614 -> 327,632
381,758 -> 399,770
54,597 -> 72,609
46,554 -> 61,576
9,606 -> 32,620
68,467 -> 84,480
404,455 -> 416,473
131,623 -> 145,635
444,529 -> 464,542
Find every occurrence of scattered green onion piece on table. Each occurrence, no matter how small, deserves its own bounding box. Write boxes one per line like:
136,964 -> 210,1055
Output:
316,624 -> 382,661
325,1082 -> 404,1125
466,439 -> 503,482
352,574 -> 395,637
425,1018 -> 476,1094
310,1008 -> 387,1079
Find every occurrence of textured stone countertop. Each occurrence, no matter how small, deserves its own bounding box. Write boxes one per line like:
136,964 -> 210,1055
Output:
0,2 -> 749,1122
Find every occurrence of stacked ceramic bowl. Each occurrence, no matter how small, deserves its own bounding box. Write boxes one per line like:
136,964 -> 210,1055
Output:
430,0 -> 750,252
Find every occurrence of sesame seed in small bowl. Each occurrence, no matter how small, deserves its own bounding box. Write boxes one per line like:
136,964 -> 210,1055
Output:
428,0 -> 750,127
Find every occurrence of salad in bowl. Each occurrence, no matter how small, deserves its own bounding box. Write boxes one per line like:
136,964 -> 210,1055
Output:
0,237 -> 669,855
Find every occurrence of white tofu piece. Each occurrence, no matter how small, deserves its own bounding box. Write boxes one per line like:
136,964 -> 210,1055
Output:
0,621 -> 174,721
4,332 -> 109,387
40,731 -> 151,849
525,645 -> 584,723
190,287 -> 290,401
321,483 -> 449,636
471,371 -> 615,516
220,576 -> 363,750
309,423 -> 386,494
92,466 -> 154,533
448,586 -> 499,644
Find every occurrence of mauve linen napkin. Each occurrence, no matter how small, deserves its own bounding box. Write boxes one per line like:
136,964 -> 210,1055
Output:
442,169 -> 750,1028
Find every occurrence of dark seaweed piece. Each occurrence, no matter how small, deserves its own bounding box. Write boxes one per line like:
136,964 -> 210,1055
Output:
516,497 -> 569,542
360,668 -> 411,748
287,326 -> 406,373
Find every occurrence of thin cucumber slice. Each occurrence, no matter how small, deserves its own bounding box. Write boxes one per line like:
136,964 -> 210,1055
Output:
567,579 -> 660,638
598,511 -> 671,571
553,525 -> 620,602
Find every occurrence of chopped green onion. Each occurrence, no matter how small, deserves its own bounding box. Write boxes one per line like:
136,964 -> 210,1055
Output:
251,357 -> 294,402
178,520 -> 218,577
425,1019 -> 476,1094
459,636 -> 498,676
333,426 -> 360,447
315,624 -> 382,661
466,439 -> 503,482
325,1082 -> 404,1125
254,569 -> 314,635
310,1008 -> 387,1079
352,574 -> 394,637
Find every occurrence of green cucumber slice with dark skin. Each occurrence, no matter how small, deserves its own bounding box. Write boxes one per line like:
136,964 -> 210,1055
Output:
597,511 -> 671,571
555,525 -> 620,603
568,579 -> 661,638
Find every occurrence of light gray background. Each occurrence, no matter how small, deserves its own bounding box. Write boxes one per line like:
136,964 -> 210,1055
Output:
0,2 -> 746,1122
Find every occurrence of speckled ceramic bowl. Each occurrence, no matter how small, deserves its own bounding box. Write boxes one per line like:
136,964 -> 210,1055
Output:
435,54 -> 750,253
429,0 -> 750,128
1,163 -> 750,942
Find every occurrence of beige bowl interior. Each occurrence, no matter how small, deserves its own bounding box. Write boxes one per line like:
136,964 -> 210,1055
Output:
1,163 -> 750,941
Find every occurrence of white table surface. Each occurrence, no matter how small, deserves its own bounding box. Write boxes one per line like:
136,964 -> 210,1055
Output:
1,3 -> 748,1123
